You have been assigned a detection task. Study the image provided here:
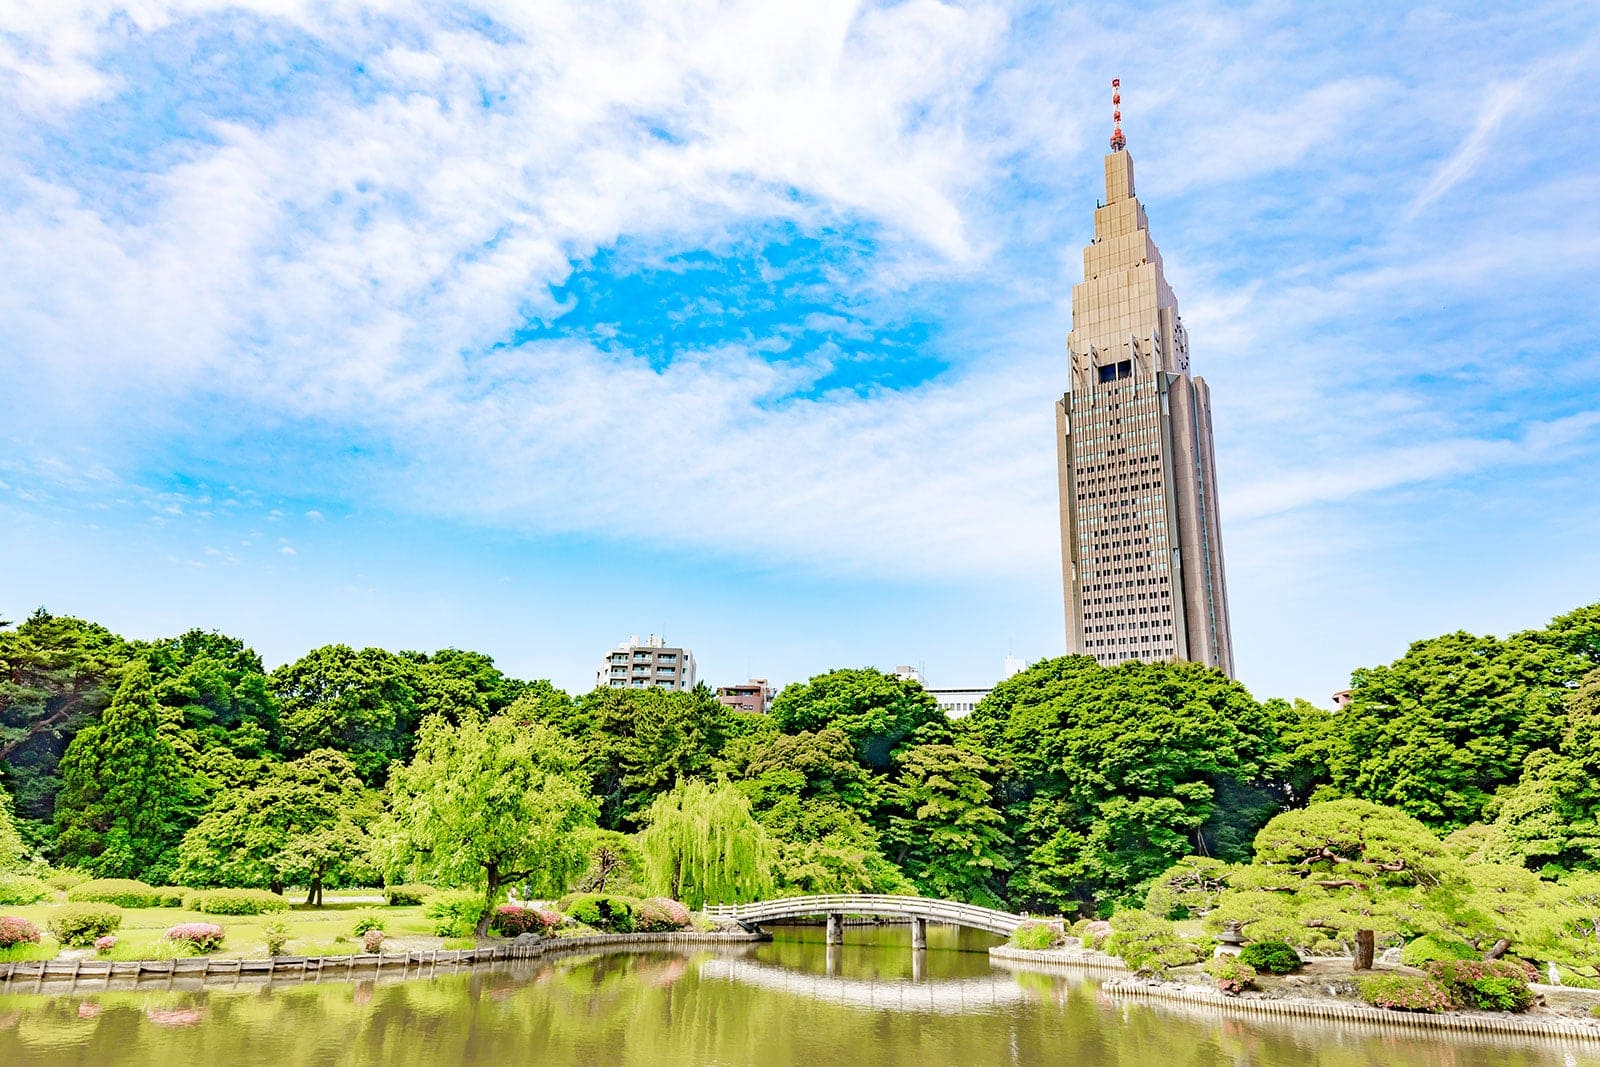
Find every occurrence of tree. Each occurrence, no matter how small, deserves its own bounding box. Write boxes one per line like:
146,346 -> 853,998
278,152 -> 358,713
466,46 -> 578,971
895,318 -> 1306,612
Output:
0,788 -> 25,870
381,714 -> 595,935
884,744 -> 1010,907
769,668 -> 949,771
53,661 -> 201,880
174,749 -> 375,904
638,779 -> 773,909
139,629 -> 278,756
271,645 -> 423,782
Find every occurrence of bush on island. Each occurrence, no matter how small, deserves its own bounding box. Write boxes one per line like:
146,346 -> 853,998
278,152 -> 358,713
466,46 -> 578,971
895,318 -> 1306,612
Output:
1238,939 -> 1302,974
384,884 -> 436,907
558,893 -> 640,933
1106,911 -> 1207,975
1358,974 -> 1453,1013
185,888 -> 289,915
66,878 -> 161,908
1008,921 -> 1064,951
166,923 -> 225,953
262,919 -> 291,957
0,874 -> 51,906
1399,934 -> 1478,968
0,916 -> 42,948
1426,958 -> 1536,1012
351,910 -> 387,936
637,898 -> 692,932
1203,954 -> 1257,994
1079,919 -> 1112,951
49,903 -> 122,947
491,904 -> 563,937
425,890 -> 484,938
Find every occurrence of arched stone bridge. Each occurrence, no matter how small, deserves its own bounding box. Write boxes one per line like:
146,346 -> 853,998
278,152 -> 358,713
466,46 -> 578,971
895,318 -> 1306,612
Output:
703,894 -> 1040,947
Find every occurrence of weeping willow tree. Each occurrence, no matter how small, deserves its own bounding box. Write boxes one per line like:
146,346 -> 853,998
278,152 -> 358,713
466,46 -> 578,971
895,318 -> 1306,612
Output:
639,779 -> 774,909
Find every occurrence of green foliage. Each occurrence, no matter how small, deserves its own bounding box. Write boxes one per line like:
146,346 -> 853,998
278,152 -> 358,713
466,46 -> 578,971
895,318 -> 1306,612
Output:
261,918 -> 290,956
383,883 -> 435,906
1358,974 -> 1453,1013
0,873 -> 51,905
1426,959 -> 1535,1012
1400,934 -> 1478,967
769,668 -> 949,771
1238,939 -> 1302,974
1203,954 -> 1257,992
883,744 -> 1010,906
569,829 -> 645,896
153,886 -> 186,907
48,902 -> 122,946
351,910 -> 387,936
44,868 -> 88,891
1105,910 -> 1206,975
425,889 -> 483,938
1145,856 -> 1234,919
639,779 -> 773,909
53,660 -> 202,881
0,790 -> 26,870
637,897 -> 690,931
1007,921 -> 1063,950
138,629 -> 278,757
66,878 -> 160,908
560,893 -> 640,932
380,714 -> 596,936
186,888 -> 290,915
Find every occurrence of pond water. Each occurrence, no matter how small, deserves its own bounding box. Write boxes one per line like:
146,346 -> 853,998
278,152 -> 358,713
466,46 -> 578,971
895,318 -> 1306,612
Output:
2,925 -> 1596,1067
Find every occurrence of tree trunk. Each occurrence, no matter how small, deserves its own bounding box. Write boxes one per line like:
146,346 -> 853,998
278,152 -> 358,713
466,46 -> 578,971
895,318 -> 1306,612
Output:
476,864 -> 499,938
304,876 -> 322,908
1353,929 -> 1375,971
1483,938 -> 1510,960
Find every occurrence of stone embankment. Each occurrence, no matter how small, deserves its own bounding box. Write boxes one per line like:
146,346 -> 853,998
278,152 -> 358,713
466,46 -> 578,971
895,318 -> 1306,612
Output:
0,930 -> 767,995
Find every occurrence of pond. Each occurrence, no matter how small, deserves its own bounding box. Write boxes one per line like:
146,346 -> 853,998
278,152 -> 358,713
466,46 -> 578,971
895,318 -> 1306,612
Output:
2,924 -> 1596,1066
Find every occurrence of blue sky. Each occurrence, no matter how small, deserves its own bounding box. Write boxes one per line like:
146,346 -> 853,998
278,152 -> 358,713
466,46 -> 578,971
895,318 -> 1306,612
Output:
2,1 -> 1598,703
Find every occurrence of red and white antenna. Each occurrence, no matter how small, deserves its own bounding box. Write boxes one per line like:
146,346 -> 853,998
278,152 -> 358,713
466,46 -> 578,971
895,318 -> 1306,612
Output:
1110,78 -> 1125,151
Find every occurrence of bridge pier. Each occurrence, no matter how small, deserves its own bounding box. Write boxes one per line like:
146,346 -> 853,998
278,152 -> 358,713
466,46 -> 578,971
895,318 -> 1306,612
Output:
910,916 -> 927,951
825,913 -> 843,945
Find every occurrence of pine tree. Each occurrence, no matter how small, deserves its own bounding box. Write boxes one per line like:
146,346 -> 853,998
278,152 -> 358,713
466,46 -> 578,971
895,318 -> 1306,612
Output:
54,660 -> 199,880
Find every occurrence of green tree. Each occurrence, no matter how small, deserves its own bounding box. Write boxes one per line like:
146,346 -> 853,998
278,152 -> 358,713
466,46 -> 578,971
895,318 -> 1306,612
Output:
380,714 -> 595,935
0,788 -> 26,870
174,749 -> 375,904
769,668 -> 949,771
884,744 -> 1010,906
638,779 -> 773,908
271,645 -> 424,782
53,661 -> 201,880
139,629 -> 278,757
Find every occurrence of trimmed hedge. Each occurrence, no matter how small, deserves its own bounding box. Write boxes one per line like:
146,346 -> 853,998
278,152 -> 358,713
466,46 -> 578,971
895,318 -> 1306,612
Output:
1358,974 -> 1453,1013
0,874 -> 51,906
67,878 -> 161,908
1238,940 -> 1302,974
1427,958 -> 1536,1012
49,903 -> 123,946
153,887 -> 187,908
185,888 -> 290,915
558,893 -> 640,933
384,884 -> 436,906
1400,934 -> 1478,968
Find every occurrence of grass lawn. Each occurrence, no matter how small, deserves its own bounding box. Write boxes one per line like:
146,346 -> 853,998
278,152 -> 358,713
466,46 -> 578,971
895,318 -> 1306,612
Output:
1,893 -> 454,962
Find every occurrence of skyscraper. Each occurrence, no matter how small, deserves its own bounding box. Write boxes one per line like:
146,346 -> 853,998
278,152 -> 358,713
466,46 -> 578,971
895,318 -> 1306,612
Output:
1054,83 -> 1235,676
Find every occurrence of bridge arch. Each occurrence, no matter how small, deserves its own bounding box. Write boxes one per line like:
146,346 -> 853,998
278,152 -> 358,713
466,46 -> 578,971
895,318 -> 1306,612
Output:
702,894 -> 1033,938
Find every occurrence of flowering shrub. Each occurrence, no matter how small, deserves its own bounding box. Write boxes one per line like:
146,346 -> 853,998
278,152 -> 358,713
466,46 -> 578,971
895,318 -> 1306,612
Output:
0,916 -> 42,948
637,898 -> 692,932
165,923 -> 226,953
94,935 -> 118,955
1203,955 -> 1257,994
1426,959 -> 1535,1012
491,904 -> 559,936
1358,974 -> 1453,1013
49,904 -> 123,946
362,928 -> 384,953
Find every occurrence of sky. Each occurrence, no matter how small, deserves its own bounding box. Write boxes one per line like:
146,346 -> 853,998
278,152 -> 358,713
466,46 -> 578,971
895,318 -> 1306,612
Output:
2,1 -> 1599,703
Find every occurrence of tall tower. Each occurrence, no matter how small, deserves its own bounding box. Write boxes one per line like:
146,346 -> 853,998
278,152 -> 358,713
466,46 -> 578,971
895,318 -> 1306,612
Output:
1054,81 -> 1235,676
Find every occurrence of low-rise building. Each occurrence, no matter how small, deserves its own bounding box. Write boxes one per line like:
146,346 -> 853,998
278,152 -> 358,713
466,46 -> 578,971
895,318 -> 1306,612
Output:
597,634 -> 697,691
716,679 -> 773,714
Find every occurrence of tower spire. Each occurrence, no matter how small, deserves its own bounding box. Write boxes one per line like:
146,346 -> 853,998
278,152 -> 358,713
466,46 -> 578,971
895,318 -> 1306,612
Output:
1110,78 -> 1125,152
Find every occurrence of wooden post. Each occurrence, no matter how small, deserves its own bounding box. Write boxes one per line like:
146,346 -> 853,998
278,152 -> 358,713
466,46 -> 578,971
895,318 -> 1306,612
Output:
826,913 -> 843,946
910,916 -> 927,951
1354,929 -> 1375,971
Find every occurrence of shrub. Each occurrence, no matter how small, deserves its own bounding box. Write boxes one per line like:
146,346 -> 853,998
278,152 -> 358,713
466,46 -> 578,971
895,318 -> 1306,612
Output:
0,916 -> 42,948
362,928 -> 384,953
1591,1005 -> 1600,1020
1359,974 -> 1453,1013
1080,919 -> 1112,951
491,904 -> 563,937
0,874 -> 51,906
1009,921 -> 1064,950
560,893 -> 640,933
441,937 -> 477,951
67,878 -> 161,908
186,888 -> 290,915
1401,934 -> 1478,968
425,890 -> 484,938
1106,910 -> 1206,975
262,919 -> 290,956
1239,940 -> 1302,975
49,903 -> 123,946
153,887 -> 187,908
637,898 -> 692,932
384,883 -> 436,907
1203,954 -> 1257,994
351,910 -> 387,936
166,923 -> 225,952
1427,959 -> 1535,1012
94,935 -> 117,955
45,869 -> 89,891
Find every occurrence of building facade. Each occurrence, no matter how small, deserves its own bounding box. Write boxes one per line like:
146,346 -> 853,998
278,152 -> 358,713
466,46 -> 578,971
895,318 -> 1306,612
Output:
715,679 -> 773,714
597,634 -> 698,691
1055,132 -> 1235,676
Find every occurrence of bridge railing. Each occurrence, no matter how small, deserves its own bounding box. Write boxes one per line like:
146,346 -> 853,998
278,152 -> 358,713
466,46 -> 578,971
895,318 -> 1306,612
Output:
702,894 -> 1034,935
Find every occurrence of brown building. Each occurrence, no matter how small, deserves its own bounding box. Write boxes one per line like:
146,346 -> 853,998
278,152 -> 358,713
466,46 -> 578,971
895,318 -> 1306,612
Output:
1055,113 -> 1235,676
716,679 -> 772,714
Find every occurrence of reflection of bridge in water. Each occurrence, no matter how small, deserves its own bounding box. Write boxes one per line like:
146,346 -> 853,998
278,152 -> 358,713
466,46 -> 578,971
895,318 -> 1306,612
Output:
704,894 -> 1042,952
697,957 -> 1034,1014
